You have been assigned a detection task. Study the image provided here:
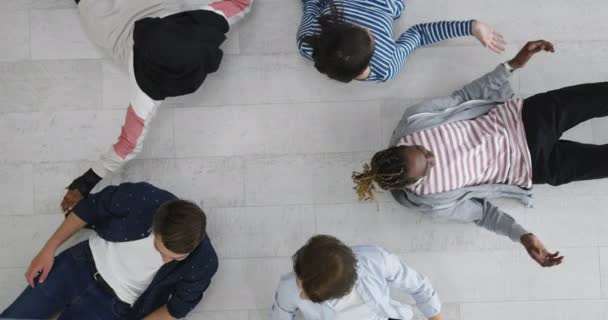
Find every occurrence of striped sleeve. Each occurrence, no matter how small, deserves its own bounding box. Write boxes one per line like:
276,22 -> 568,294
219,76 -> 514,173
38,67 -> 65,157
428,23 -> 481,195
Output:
296,0 -> 326,60
91,51 -> 162,180
392,20 -> 473,73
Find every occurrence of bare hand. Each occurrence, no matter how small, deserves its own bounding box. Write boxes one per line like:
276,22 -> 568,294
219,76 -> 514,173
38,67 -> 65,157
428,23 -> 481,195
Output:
521,233 -> 564,267
25,247 -> 55,288
509,40 -> 555,70
429,313 -> 444,320
472,20 -> 506,54
61,188 -> 83,213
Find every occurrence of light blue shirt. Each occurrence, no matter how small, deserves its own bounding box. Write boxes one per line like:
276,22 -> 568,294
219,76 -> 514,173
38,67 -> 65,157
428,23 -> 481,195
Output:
271,245 -> 441,320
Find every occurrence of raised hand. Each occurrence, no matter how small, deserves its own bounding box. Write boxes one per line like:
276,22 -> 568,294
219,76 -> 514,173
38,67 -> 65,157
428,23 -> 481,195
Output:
25,247 -> 55,288
509,40 -> 555,70
472,20 -> 506,54
521,233 -> 564,267
61,188 -> 83,213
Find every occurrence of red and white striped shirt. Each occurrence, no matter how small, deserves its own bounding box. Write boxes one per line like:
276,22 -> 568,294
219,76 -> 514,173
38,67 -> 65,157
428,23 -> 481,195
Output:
399,98 -> 532,196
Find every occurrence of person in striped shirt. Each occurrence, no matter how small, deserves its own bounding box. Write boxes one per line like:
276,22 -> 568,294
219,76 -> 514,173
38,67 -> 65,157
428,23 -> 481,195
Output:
60,0 -> 254,212
297,0 -> 505,83
354,40 -> 608,268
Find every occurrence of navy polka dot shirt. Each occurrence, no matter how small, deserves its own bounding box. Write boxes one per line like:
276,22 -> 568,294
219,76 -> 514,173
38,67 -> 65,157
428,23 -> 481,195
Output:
72,182 -> 218,319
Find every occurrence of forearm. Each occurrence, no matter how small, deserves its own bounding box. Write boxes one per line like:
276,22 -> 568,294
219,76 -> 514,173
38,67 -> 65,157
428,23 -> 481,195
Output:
93,101 -> 158,180
382,248 -> 441,317
473,200 -> 529,242
44,213 -> 87,252
397,20 -> 473,49
204,0 -> 253,25
143,305 -> 176,320
453,63 -> 514,101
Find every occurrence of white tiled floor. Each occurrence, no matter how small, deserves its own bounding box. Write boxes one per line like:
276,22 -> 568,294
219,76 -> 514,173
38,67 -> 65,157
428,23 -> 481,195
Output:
1,0 -> 608,319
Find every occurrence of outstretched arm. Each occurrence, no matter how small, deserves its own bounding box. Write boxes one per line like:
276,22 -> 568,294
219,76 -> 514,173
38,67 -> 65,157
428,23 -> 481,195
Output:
62,100 -> 160,212
202,0 -> 254,25
424,197 -> 563,267
393,20 -> 505,77
393,20 -> 474,70
453,40 -> 555,101
475,199 -> 563,266
24,212 -> 86,288
380,247 -> 442,319
62,52 -> 162,212
396,20 -> 473,55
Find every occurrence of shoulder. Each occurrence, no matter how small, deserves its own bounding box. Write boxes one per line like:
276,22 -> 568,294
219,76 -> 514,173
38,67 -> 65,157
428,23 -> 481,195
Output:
352,245 -> 391,267
352,245 -> 396,280
190,236 -> 220,275
177,236 -> 219,284
101,183 -> 178,220
114,182 -> 177,202
368,56 -> 393,82
275,272 -> 300,302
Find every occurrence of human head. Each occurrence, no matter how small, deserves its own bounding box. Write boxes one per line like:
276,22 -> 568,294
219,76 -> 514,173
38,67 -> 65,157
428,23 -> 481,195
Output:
352,145 -> 435,201
152,200 -> 206,263
292,235 -> 357,302
303,3 -> 374,83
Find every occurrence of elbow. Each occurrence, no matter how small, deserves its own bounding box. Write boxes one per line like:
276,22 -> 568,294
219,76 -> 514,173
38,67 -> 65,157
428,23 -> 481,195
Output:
113,107 -> 146,160
113,133 -> 143,160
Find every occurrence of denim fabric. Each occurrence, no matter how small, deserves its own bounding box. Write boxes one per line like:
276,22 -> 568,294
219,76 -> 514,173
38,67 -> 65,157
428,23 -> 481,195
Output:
71,182 -> 218,319
0,241 -> 130,320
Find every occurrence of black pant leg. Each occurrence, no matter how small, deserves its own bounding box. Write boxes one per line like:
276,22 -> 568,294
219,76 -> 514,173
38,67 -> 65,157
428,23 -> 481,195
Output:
524,82 -> 608,136
540,140 -> 608,185
523,82 -> 608,184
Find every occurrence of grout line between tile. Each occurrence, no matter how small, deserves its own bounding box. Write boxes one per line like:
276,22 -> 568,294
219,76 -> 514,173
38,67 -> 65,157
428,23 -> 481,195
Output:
27,9 -> 32,60
599,246 -> 604,298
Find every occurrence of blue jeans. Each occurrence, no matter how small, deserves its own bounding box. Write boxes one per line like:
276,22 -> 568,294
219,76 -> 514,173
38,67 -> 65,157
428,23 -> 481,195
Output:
0,241 -> 131,320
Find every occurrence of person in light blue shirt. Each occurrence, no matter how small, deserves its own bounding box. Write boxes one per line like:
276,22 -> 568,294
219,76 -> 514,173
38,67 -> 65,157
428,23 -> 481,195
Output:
297,0 -> 506,83
272,235 -> 442,320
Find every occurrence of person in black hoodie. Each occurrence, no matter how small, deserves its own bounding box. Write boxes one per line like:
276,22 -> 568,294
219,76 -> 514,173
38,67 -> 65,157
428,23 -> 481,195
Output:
61,0 -> 253,212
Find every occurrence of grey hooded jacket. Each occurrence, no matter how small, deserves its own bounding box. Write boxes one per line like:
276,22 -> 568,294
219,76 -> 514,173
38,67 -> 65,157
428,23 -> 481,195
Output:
389,63 -> 532,242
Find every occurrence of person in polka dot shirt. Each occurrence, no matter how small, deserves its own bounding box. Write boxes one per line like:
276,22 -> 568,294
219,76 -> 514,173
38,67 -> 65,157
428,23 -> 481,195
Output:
2,182 -> 218,319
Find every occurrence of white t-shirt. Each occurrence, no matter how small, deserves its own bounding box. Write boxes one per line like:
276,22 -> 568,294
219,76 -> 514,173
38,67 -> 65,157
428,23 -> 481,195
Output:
89,233 -> 164,305
333,289 -> 375,320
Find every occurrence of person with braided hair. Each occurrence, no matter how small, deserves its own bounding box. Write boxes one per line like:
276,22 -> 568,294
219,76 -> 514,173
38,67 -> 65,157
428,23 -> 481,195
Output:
297,0 -> 506,83
354,40 -> 608,268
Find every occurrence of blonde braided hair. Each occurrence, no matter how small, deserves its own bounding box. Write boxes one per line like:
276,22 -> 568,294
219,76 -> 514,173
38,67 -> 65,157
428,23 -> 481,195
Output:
352,146 -> 410,202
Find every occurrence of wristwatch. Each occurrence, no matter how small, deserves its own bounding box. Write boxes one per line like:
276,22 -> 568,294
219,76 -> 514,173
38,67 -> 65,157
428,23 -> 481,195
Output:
503,61 -> 515,73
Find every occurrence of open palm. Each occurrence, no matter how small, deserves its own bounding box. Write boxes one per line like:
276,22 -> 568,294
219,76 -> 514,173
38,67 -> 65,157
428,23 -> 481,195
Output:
472,20 -> 506,54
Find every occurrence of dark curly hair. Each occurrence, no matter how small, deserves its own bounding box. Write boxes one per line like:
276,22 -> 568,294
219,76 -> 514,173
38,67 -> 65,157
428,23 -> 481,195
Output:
303,1 -> 375,83
352,146 -> 415,201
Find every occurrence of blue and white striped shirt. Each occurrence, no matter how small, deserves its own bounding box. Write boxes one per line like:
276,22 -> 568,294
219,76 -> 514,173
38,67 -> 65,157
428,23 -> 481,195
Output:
297,0 -> 473,82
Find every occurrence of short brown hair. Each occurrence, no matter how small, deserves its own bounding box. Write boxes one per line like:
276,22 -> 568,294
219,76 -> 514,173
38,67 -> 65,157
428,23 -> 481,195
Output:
292,235 -> 357,302
153,200 -> 206,254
